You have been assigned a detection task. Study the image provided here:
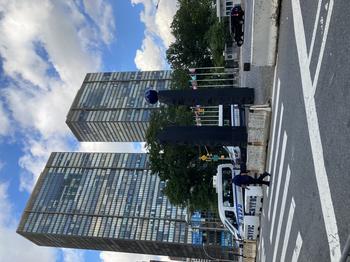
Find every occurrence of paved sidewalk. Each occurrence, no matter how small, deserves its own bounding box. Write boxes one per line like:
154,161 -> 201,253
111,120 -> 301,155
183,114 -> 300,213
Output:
240,65 -> 275,105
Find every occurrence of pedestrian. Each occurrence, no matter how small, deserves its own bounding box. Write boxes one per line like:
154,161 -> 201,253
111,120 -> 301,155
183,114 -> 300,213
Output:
232,172 -> 271,188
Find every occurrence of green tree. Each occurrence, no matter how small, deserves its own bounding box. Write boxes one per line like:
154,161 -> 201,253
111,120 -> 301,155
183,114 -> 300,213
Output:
166,0 -> 216,69
145,106 -> 217,211
146,0 -> 231,211
205,20 -> 227,67
170,68 -> 191,90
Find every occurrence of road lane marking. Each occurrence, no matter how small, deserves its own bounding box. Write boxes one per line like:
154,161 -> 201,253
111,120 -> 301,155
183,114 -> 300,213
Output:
312,0 -> 334,96
258,234 -> 262,261
267,77 -> 281,173
291,0 -> 341,259
250,0 -> 255,64
280,198 -> 296,262
268,103 -> 284,220
269,131 -> 288,243
265,72 -> 279,196
291,232 -> 303,262
259,235 -> 266,262
308,0 -> 323,65
272,165 -> 291,262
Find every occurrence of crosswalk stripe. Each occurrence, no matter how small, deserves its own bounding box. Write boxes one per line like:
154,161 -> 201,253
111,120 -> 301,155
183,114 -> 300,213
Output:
267,78 -> 281,173
280,198 -> 296,262
260,237 -> 265,262
312,0 -> 334,96
292,0 -> 340,259
308,0 -> 322,65
269,131 -> 288,238
291,232 -> 303,262
272,165 -> 291,262
268,103 -> 284,220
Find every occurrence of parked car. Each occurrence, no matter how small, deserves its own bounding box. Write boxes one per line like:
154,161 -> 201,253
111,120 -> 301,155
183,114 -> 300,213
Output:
230,5 -> 245,47
213,164 -> 263,240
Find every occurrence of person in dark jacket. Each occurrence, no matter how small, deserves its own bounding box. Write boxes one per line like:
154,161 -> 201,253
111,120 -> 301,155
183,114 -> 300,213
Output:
232,172 -> 270,188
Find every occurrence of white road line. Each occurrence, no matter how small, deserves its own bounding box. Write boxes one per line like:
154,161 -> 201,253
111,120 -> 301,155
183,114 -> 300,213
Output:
312,0 -> 334,96
267,78 -> 281,172
271,58 -> 279,108
308,0 -> 323,65
291,0 -> 341,260
280,198 -> 296,262
291,232 -> 303,262
268,103 -> 284,220
250,0 -> 255,64
272,165 -> 291,262
269,131 -> 288,243
259,237 -> 265,262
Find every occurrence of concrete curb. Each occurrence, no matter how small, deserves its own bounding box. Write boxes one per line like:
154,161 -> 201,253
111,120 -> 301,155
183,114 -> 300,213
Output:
246,106 -> 272,173
251,0 -> 279,66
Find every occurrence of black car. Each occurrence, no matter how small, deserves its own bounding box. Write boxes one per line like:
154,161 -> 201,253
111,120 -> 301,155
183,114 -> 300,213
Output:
230,5 -> 244,47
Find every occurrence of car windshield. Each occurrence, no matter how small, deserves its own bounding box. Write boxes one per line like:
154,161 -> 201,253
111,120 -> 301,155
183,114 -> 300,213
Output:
225,210 -> 238,229
222,168 -> 234,207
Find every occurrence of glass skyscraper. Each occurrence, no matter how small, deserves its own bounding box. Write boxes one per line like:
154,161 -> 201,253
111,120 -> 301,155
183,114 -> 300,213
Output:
17,152 -> 231,259
66,70 -> 172,142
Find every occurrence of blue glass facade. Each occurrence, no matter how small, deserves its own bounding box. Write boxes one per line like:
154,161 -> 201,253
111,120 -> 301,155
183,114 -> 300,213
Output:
17,152 -> 223,258
66,71 -> 172,142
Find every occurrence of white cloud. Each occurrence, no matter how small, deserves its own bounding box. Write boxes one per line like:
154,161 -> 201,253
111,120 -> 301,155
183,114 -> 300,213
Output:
134,34 -> 167,70
18,136 -> 73,192
131,0 -> 178,70
62,249 -> 85,262
0,102 -> 11,137
0,0 -> 52,89
0,182 -> 57,262
0,160 -> 5,172
0,0 -> 117,193
100,251 -> 170,262
5,81 -> 76,139
131,0 -> 177,47
154,0 -> 177,47
131,0 -> 157,35
0,0 -> 102,141
78,142 -> 146,153
83,0 -> 116,45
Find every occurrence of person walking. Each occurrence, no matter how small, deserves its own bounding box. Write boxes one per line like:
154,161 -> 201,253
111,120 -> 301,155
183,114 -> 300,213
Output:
232,172 -> 271,188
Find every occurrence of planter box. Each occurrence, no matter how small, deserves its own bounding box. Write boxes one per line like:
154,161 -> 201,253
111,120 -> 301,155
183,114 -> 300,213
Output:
247,109 -> 271,145
246,145 -> 266,173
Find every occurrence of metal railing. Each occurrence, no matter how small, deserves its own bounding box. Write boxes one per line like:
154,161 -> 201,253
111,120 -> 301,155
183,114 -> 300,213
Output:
192,105 -> 223,126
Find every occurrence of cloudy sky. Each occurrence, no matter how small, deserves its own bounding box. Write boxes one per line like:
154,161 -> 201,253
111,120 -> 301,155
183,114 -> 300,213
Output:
0,0 -> 178,261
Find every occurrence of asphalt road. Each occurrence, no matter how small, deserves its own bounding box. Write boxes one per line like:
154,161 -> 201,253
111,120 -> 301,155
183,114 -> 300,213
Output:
256,0 -> 350,261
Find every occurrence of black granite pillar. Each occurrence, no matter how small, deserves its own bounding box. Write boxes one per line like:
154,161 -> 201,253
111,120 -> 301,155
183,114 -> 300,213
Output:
157,87 -> 254,106
157,126 -> 247,146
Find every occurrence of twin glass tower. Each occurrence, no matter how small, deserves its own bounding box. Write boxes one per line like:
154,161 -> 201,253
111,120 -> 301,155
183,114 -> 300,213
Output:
17,70 -> 235,260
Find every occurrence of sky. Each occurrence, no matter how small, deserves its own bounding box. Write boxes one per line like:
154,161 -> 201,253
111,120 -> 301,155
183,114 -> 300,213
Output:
0,0 -> 178,261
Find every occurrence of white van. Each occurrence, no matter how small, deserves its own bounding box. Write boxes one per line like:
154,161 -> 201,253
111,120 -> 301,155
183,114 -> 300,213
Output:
214,163 -> 263,240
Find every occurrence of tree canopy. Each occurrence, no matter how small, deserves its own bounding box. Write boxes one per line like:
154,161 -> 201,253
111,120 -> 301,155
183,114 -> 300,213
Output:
145,0 -> 231,211
145,106 -> 218,211
166,0 -> 217,69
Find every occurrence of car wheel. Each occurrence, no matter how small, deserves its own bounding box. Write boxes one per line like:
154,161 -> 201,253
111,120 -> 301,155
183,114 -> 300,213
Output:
239,19 -> 244,24
237,40 -> 243,46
